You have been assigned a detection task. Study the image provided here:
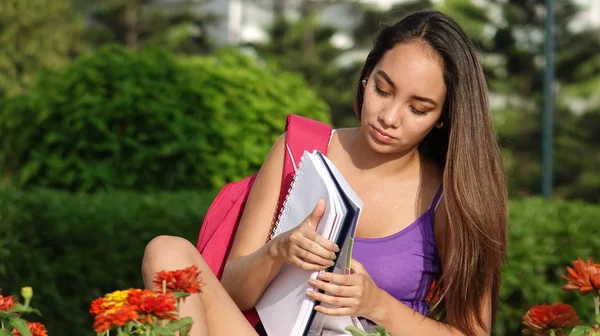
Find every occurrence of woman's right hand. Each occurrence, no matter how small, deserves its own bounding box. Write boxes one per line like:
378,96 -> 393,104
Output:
272,199 -> 340,271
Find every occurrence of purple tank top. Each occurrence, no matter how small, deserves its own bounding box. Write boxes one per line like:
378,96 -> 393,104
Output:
352,186 -> 442,316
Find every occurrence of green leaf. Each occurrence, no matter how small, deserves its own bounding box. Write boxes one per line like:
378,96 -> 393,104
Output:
8,304 -> 41,316
9,317 -> 33,336
150,326 -> 175,336
171,292 -> 190,300
374,326 -> 392,336
0,329 -> 14,336
569,326 -> 593,336
345,326 -> 368,336
167,317 -> 194,331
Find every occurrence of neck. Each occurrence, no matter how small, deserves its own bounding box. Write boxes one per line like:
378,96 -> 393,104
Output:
346,128 -> 422,178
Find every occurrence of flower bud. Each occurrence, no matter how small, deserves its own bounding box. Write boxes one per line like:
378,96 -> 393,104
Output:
21,286 -> 33,300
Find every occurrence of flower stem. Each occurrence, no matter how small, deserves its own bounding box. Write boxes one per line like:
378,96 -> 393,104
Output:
1,321 -> 4,330
594,295 -> 599,317
177,298 -> 181,318
550,330 -> 556,336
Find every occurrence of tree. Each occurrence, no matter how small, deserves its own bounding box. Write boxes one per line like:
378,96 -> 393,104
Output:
84,0 -> 218,54
0,0 -> 85,97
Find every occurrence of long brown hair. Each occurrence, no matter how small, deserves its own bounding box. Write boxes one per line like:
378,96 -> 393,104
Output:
354,11 -> 508,335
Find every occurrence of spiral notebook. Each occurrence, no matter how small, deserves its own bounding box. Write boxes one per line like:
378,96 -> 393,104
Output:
256,150 -> 363,336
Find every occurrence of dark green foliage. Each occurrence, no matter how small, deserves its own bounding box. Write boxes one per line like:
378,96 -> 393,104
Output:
2,188 -> 598,335
0,45 -> 330,192
0,187 -> 216,335
496,198 -> 600,335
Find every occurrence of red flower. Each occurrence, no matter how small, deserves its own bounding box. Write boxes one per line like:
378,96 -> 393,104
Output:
153,265 -> 203,294
93,305 -> 139,333
127,289 -> 177,321
425,279 -> 441,305
562,258 -> 600,295
522,303 -> 580,335
12,322 -> 48,336
0,295 -> 18,311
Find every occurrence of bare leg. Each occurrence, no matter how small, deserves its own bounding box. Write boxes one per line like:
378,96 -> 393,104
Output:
142,235 -> 258,336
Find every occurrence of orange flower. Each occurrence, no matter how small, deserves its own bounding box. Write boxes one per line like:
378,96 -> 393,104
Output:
425,279 -> 441,305
0,295 -> 18,311
93,305 -> 139,333
127,289 -> 177,321
12,322 -> 48,336
153,265 -> 203,294
562,258 -> 600,295
522,303 -> 580,335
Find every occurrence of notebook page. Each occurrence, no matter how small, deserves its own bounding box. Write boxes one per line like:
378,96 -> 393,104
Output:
296,152 -> 348,335
256,151 -> 337,336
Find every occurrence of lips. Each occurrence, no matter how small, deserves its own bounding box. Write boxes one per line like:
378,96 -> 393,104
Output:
370,125 -> 395,143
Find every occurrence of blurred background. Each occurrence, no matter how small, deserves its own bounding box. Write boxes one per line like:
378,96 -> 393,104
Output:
0,0 -> 598,335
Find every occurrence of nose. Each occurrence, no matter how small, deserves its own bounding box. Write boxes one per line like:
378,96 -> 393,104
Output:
377,106 -> 401,129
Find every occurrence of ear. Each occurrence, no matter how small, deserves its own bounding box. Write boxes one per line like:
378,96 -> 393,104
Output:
435,120 -> 444,129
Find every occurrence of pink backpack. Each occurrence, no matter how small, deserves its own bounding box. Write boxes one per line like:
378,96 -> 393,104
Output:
196,114 -> 332,327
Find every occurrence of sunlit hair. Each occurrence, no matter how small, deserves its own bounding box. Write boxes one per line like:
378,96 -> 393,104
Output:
354,10 -> 508,335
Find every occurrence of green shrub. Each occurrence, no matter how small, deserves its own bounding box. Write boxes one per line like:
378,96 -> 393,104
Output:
3,187 -> 596,336
495,197 -> 600,335
0,45 -> 330,192
0,187 -> 216,336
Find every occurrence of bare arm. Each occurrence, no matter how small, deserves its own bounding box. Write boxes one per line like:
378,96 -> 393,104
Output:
221,133 -> 337,311
220,133 -> 287,310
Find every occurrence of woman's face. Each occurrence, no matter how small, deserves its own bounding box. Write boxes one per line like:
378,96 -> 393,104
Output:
360,40 -> 447,155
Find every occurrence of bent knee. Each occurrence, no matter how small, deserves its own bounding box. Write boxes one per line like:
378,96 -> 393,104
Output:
143,235 -> 197,265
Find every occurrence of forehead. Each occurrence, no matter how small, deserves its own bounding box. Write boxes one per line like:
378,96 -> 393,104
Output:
374,41 -> 446,97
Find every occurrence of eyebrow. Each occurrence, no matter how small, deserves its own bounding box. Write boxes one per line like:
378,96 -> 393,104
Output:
375,70 -> 438,107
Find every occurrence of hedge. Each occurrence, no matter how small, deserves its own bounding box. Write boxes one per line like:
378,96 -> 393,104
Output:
0,45 -> 330,192
0,188 -> 599,335
0,187 -> 216,335
496,197 -> 600,335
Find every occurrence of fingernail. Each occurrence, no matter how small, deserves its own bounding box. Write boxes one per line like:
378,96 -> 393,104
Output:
328,261 -> 335,266
306,290 -> 313,296
308,279 -> 317,285
334,245 -> 340,252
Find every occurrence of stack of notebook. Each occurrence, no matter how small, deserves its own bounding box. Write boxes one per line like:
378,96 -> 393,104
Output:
256,150 -> 364,336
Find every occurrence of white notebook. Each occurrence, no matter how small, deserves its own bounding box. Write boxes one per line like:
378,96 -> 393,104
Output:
256,150 -> 363,336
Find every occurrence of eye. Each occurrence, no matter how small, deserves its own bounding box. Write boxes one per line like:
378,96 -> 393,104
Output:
374,84 -> 391,97
410,106 -> 427,116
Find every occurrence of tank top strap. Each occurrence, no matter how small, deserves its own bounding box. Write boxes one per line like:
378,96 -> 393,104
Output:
429,184 -> 444,213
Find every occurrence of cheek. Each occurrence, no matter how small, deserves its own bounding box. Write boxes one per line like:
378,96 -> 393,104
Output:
404,117 -> 438,140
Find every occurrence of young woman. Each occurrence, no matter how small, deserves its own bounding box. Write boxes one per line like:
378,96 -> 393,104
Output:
142,10 -> 508,336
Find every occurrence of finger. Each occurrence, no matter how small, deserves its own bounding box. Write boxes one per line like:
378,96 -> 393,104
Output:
305,230 -> 340,254
317,272 -> 356,286
308,279 -> 354,297
306,199 -> 326,229
290,256 -> 327,271
313,305 -> 354,317
350,258 -> 367,274
296,235 -> 337,261
292,244 -> 335,268
306,290 -> 356,308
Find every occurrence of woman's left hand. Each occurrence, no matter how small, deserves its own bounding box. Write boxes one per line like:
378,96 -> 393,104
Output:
306,258 -> 382,319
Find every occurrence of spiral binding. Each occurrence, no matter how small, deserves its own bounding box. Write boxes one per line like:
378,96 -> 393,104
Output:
269,154 -> 307,241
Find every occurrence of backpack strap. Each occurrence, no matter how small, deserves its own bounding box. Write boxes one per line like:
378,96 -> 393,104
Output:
276,114 -> 332,219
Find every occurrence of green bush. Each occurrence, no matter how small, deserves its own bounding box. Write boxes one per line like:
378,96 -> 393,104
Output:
0,187 -> 216,336
3,187 -> 596,336
0,45 -> 330,192
495,197 -> 600,335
